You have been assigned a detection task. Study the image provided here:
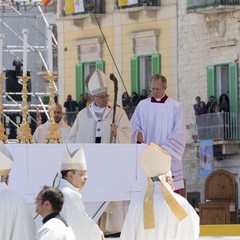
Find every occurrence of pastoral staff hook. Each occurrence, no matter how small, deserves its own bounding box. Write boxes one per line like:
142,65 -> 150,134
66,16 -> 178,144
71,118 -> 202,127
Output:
109,73 -> 118,143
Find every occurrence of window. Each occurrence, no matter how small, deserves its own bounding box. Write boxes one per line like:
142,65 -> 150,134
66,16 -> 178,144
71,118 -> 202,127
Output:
131,54 -> 160,95
75,61 -> 105,101
207,63 -> 238,112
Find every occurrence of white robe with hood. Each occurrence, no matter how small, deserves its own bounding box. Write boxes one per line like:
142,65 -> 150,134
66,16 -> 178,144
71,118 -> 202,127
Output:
120,182 -> 199,240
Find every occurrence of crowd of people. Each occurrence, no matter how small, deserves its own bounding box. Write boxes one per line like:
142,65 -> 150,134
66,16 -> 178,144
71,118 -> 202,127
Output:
0,70 -> 200,240
193,94 -> 230,116
122,89 -> 149,119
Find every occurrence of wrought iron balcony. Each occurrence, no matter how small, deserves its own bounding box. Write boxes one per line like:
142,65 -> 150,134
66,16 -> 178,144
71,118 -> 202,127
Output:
196,112 -> 240,141
115,0 -> 160,9
61,0 -> 105,17
187,0 -> 240,12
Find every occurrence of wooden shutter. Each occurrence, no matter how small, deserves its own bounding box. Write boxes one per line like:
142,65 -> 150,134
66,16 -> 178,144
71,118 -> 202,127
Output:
151,54 -> 161,75
207,65 -> 216,98
229,63 -> 238,113
131,56 -> 140,95
96,61 -> 105,72
75,63 -> 84,102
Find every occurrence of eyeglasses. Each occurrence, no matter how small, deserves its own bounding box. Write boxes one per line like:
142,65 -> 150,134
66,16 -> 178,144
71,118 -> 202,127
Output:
35,197 -> 43,202
94,94 -> 110,100
151,88 -> 162,91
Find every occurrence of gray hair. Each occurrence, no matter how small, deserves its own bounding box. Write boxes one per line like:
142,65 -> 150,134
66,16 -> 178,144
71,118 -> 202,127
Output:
149,74 -> 167,89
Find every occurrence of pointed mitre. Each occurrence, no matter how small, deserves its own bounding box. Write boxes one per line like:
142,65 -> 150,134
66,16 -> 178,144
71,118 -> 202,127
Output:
0,151 -> 14,176
140,143 -> 187,230
140,143 -> 171,177
61,145 -> 87,171
87,70 -> 109,96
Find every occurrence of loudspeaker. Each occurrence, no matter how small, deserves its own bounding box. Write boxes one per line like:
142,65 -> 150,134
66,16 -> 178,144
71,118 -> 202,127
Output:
6,70 -> 31,101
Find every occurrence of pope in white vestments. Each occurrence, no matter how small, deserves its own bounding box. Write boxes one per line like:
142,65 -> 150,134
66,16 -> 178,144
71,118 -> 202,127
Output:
67,70 -> 131,144
0,151 -> 36,240
33,103 -> 71,143
120,144 -> 199,240
58,146 -> 104,240
131,74 -> 186,190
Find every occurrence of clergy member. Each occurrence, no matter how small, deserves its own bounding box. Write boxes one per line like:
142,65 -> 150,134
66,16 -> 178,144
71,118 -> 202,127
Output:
120,143 -> 199,240
67,69 -> 131,143
0,151 -> 36,240
35,186 -> 76,240
33,103 -> 71,143
58,145 -> 104,240
130,74 -> 186,191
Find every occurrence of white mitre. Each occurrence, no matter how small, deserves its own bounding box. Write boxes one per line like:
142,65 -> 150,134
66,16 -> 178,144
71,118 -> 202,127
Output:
140,143 -> 171,178
87,70 -> 109,95
0,151 -> 13,176
61,145 -> 87,171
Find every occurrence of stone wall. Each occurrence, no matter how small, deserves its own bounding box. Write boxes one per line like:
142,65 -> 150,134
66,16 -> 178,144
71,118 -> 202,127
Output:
178,0 -> 240,204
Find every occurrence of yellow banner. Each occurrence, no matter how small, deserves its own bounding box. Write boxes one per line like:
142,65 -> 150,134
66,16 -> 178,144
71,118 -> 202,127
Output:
65,0 -> 75,14
118,0 -> 128,7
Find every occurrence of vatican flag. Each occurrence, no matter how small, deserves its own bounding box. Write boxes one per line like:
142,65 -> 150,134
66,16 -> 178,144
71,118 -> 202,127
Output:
74,0 -> 85,13
119,0 -> 138,7
65,0 -> 84,14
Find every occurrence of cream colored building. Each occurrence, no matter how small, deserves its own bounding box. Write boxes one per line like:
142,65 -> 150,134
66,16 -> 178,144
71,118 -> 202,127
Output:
57,0 -> 240,213
57,0 -> 178,104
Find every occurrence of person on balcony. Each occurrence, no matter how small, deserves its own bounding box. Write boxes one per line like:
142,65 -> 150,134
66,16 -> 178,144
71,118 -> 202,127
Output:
198,101 -> 207,115
193,96 -> 201,115
219,93 -> 229,112
206,96 -> 217,113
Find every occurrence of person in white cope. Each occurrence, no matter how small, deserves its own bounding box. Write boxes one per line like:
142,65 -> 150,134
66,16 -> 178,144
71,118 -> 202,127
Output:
120,143 -> 199,240
67,69 -> 131,144
130,74 -> 187,192
0,151 -> 36,240
58,145 -> 104,240
35,186 -> 76,240
33,103 -> 71,143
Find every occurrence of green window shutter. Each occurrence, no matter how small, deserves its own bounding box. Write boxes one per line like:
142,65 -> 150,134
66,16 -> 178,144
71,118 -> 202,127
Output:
151,54 -> 161,75
96,61 -> 105,72
76,63 -> 84,102
207,65 -> 216,98
229,63 -> 238,113
131,56 -> 140,95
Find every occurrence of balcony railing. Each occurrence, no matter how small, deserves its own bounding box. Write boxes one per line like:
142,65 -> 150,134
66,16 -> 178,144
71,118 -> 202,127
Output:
196,112 -> 240,140
187,0 -> 240,11
115,0 -> 160,9
61,0 -> 105,17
